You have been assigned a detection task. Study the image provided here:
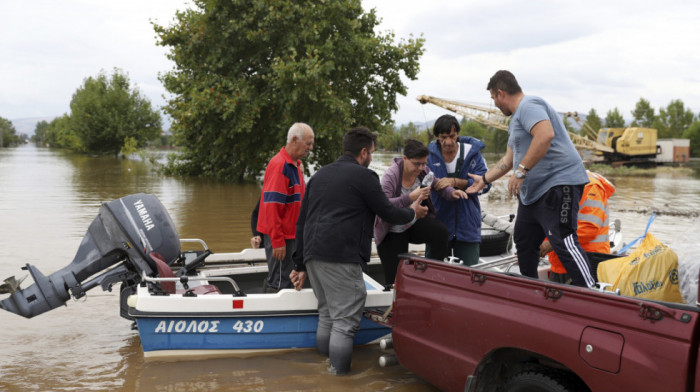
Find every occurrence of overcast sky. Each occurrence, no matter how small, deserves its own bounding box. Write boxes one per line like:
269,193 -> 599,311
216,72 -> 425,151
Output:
2,0 -> 700,128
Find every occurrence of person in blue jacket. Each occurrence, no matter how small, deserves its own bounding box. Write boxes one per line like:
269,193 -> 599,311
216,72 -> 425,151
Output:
428,114 -> 490,266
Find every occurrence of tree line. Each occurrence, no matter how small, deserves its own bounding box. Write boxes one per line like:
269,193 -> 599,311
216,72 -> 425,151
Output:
0,117 -> 24,147
4,0 -> 700,180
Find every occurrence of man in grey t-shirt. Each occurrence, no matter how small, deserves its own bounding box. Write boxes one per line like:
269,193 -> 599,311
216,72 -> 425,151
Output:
467,70 -> 595,287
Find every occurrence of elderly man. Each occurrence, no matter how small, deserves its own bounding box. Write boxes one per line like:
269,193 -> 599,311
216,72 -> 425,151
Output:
257,122 -> 314,292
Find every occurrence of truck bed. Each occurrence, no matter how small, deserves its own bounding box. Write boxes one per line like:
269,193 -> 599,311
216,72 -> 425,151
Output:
390,255 -> 700,392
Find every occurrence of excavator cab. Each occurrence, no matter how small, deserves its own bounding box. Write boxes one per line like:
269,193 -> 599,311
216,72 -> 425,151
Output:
0,193 -> 180,318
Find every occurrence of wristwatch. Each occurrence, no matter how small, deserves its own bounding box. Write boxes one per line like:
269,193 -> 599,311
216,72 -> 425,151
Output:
514,169 -> 526,179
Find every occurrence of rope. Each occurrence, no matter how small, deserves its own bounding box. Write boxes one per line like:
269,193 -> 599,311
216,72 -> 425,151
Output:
617,213 -> 657,255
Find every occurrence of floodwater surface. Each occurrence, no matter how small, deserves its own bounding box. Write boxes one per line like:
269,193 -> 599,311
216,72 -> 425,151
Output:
1,145 -> 699,391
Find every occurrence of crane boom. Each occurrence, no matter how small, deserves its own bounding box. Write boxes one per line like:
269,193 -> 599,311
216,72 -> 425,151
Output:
417,95 -> 614,153
417,95 -> 509,131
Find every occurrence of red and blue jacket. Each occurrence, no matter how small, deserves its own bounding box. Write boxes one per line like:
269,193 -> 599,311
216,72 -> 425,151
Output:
256,147 -> 305,248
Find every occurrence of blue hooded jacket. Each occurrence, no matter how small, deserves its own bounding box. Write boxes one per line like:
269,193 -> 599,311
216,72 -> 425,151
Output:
427,136 -> 490,243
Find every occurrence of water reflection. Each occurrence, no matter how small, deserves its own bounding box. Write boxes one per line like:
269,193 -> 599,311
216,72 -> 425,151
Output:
117,343 -> 435,392
164,179 -> 262,253
68,152 -> 163,202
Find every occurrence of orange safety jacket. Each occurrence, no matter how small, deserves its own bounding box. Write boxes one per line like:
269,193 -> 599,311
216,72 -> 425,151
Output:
548,171 -> 616,273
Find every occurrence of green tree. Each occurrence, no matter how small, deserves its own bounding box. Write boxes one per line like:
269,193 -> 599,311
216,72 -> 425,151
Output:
586,109 -> 602,134
44,114 -> 83,150
682,121 -> 700,157
0,116 -> 19,147
154,0 -> 424,181
69,69 -> 162,154
459,119 -> 505,154
604,108 -> 625,128
630,98 -> 655,128
377,122 -> 432,152
32,120 -> 50,144
656,99 -> 694,139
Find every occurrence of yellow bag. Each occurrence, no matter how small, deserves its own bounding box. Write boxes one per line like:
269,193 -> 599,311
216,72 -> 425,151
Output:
597,233 -> 683,303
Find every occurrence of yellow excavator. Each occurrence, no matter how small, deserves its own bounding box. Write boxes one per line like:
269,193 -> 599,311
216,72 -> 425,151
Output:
418,95 -> 658,164
596,127 -> 659,162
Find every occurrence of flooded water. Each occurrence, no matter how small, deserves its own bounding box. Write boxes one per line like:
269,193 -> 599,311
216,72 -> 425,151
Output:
1,144 -> 700,391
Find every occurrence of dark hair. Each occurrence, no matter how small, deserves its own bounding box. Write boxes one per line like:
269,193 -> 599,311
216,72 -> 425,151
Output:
343,126 -> 377,157
432,114 -> 460,137
486,70 -> 522,95
403,139 -> 429,159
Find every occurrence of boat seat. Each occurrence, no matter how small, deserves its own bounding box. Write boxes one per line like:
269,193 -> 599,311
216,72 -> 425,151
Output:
150,252 -> 221,295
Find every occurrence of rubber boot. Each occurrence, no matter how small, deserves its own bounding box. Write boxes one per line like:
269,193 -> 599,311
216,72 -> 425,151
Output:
328,332 -> 354,375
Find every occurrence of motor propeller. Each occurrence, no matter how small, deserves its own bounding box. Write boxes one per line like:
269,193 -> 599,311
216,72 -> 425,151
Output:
0,276 -> 26,294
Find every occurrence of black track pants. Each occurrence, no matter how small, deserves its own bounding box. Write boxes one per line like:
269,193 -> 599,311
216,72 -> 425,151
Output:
513,185 -> 595,287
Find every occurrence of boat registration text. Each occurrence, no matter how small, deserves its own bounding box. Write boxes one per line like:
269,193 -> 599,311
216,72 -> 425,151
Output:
154,319 -> 265,334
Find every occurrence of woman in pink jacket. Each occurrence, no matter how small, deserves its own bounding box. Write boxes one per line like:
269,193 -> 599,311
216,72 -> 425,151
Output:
374,139 -> 468,286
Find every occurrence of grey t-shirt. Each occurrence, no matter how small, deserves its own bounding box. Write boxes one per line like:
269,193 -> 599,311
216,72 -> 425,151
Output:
508,95 -> 588,205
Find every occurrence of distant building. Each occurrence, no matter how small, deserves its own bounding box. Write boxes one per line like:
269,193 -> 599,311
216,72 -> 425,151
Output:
656,138 -> 690,163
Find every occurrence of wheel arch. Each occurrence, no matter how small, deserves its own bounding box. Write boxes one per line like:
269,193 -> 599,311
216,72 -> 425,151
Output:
466,347 -> 589,392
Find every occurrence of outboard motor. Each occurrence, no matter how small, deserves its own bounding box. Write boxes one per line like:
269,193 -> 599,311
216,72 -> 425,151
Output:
0,193 -> 180,318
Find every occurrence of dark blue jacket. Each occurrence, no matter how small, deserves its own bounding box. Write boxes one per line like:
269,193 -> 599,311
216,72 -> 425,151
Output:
427,136 -> 489,243
293,155 -> 415,271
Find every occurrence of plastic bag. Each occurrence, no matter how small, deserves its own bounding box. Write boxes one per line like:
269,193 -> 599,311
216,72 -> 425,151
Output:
597,232 -> 684,303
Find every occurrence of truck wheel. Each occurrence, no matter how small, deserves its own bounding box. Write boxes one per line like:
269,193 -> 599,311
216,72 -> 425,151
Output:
480,228 -> 511,256
501,368 -> 587,392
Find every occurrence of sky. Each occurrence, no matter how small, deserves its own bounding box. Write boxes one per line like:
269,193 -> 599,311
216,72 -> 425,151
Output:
2,0 -> 700,131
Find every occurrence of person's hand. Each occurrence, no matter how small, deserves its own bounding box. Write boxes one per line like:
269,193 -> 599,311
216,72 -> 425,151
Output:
272,245 -> 286,261
409,185 -> 431,202
451,189 -> 468,199
539,240 -> 553,257
508,176 -> 524,198
250,235 -> 262,249
410,198 -> 429,219
434,177 -> 453,191
466,173 -> 485,194
290,270 -> 307,291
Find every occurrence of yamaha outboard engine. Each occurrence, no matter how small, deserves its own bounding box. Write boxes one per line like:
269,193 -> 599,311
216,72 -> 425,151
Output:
0,193 -> 180,318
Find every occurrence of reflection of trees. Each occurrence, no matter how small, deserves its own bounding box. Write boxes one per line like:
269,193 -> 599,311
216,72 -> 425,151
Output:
68,152 -> 162,202
67,151 -> 260,252
165,179 -> 261,253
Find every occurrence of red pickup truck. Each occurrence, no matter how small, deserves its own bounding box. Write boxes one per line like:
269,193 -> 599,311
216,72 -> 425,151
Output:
380,255 -> 700,392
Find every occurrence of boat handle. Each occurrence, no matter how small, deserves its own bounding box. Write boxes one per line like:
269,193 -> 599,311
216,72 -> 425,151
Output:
180,238 -> 210,251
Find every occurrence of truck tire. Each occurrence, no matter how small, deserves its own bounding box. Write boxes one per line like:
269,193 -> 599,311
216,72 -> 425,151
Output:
500,368 -> 588,392
480,228 -> 511,256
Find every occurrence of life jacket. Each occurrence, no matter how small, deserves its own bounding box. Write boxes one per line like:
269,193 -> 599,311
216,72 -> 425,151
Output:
548,171 -> 616,273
